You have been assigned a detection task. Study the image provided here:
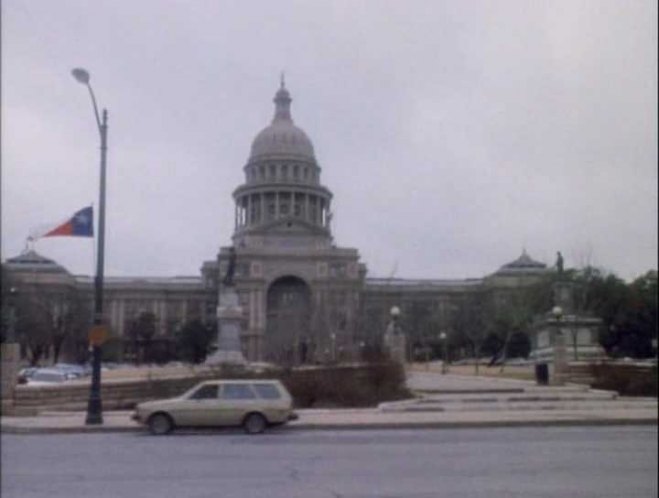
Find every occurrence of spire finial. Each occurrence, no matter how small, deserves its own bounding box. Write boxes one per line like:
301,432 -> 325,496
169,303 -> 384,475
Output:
280,71 -> 285,89
273,73 -> 292,122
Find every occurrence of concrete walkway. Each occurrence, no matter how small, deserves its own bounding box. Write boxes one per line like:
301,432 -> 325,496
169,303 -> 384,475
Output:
2,370 -> 656,434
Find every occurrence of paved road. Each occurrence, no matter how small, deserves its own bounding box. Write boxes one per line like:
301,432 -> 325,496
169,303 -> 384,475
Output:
2,426 -> 656,498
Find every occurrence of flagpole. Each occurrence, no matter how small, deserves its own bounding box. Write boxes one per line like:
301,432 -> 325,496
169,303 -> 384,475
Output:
72,68 -> 107,425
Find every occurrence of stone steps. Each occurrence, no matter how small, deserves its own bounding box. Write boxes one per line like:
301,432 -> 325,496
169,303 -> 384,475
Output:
384,374 -> 656,414
415,393 -> 617,404
382,400 -> 657,413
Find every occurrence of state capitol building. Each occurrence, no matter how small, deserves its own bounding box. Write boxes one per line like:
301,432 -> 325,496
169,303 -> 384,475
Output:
4,82 -> 550,363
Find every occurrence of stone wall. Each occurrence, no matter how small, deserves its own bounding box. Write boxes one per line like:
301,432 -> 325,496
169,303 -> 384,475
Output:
1,343 -> 21,415
12,363 -> 408,414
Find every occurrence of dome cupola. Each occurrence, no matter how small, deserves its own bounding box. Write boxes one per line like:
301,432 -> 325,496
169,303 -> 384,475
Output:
233,80 -> 334,244
249,79 -> 315,162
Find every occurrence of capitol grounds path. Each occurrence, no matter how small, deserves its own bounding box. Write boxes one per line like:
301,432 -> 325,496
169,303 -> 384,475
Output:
1,362 -> 656,434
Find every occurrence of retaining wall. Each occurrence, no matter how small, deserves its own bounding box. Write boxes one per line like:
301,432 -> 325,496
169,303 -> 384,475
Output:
12,363 -> 407,414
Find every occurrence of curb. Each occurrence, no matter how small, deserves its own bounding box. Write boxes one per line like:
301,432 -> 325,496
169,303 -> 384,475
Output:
2,418 -> 657,435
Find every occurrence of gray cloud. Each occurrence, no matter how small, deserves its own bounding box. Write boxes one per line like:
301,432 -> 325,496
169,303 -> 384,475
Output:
2,0 -> 656,281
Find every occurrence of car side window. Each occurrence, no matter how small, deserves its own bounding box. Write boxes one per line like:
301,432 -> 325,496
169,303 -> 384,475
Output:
189,385 -> 219,400
221,383 -> 257,400
252,383 -> 281,399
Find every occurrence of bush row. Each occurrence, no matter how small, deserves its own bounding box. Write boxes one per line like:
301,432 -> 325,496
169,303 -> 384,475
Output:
589,363 -> 657,397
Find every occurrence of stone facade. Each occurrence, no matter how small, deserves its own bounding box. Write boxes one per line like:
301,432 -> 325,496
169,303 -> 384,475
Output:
2,84 -> 553,364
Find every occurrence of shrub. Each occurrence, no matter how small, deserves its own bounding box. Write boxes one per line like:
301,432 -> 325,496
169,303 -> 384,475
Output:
589,363 -> 657,397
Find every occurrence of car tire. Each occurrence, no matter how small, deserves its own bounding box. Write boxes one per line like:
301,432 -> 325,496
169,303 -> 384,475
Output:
148,413 -> 173,435
243,412 -> 267,434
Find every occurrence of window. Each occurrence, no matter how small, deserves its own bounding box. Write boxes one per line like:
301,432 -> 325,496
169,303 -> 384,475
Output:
252,383 -> 282,399
221,383 -> 257,400
189,385 -> 219,400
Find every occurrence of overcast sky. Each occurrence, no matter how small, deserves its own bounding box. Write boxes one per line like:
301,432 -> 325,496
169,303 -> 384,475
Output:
2,0 -> 657,282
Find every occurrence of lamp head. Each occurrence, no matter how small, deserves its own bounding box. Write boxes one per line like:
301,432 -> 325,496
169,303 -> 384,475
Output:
439,332 -> 447,340
390,306 -> 401,318
71,68 -> 90,84
551,306 -> 563,319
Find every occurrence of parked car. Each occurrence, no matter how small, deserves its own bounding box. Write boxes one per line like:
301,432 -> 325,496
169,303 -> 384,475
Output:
17,367 -> 39,384
25,368 -> 78,386
53,363 -> 89,378
132,379 -> 295,435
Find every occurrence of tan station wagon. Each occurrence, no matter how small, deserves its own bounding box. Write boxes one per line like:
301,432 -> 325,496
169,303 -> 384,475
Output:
132,379 -> 295,435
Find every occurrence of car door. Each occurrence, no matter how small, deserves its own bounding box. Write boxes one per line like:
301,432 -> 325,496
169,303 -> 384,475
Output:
218,383 -> 259,426
173,384 -> 220,426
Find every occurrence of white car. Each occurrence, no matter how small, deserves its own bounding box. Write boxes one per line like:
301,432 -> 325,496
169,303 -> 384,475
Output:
132,379 -> 295,435
25,368 -> 77,386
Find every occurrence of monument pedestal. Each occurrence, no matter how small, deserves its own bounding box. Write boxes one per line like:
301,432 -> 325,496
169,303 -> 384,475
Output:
384,332 -> 407,364
532,313 -> 606,365
205,288 -> 246,365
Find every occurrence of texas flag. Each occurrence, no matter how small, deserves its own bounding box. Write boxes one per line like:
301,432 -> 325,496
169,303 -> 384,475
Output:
39,206 -> 94,238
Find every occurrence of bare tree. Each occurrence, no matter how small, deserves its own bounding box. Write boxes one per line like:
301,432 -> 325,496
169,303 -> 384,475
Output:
10,284 -> 90,365
450,292 -> 488,374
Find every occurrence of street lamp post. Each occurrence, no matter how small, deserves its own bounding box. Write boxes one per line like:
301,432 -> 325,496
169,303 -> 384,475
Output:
72,67 -> 108,425
439,331 -> 448,374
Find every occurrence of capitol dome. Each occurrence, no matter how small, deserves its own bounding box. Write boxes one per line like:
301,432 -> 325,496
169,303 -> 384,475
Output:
249,83 -> 316,162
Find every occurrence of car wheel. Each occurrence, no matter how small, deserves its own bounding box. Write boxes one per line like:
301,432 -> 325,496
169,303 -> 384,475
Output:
243,412 -> 267,434
148,413 -> 173,435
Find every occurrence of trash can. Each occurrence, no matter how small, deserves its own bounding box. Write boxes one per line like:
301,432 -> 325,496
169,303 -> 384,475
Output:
535,363 -> 549,385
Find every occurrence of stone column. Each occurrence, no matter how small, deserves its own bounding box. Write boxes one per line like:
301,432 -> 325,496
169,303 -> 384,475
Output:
1,343 -> 21,415
552,328 -> 568,385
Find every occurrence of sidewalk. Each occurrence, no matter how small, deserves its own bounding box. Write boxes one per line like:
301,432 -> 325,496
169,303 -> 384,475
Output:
2,406 -> 656,434
2,370 -> 656,434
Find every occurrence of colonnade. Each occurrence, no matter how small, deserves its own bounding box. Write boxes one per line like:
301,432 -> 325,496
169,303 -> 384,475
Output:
234,190 -> 331,229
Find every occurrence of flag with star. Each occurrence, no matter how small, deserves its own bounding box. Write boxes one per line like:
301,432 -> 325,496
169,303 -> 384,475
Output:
35,206 -> 94,239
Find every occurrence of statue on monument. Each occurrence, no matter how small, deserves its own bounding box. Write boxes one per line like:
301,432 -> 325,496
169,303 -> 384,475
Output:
222,246 -> 237,287
555,251 -> 564,276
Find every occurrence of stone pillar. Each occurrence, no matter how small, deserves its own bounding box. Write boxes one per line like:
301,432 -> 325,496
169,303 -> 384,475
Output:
384,319 -> 406,364
1,343 -> 21,415
552,330 -> 568,385
305,193 -> 310,223
205,287 -> 246,365
260,192 -> 265,223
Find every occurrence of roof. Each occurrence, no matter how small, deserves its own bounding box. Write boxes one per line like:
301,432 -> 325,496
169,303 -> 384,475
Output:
249,83 -> 315,162
495,250 -> 548,274
3,250 -> 69,274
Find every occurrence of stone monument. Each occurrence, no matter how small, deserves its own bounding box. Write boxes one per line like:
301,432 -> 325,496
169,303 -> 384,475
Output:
531,253 -> 606,384
205,247 -> 246,365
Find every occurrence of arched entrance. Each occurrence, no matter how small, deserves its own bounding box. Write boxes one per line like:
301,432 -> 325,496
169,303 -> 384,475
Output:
265,276 -> 311,364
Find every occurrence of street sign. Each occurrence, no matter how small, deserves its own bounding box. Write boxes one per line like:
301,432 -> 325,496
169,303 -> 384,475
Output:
88,325 -> 108,346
